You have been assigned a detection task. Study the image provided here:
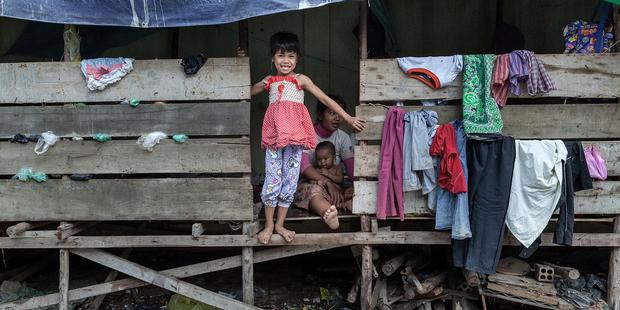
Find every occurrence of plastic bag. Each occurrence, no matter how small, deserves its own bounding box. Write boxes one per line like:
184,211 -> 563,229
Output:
584,146 -> 607,180
137,131 -> 167,151
167,294 -> 215,310
172,134 -> 189,143
93,133 -> 112,142
13,168 -> 48,182
34,131 -> 59,155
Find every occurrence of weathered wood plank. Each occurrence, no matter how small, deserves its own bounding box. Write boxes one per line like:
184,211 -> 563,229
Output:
242,222 -> 254,305
0,138 -> 250,175
58,249 -> 69,310
0,245 -> 343,310
360,54 -> 620,101
71,249 -> 259,310
356,141 -> 620,177
0,232 -> 617,249
0,58 -> 250,103
610,216 -> 620,309
355,104 -> 620,140
353,181 -> 620,215
0,178 -> 252,221
0,102 -> 250,138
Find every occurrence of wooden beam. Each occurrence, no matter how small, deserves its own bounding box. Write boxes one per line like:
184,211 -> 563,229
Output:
0,102 -> 251,139
71,249 -> 259,310
85,248 -> 132,310
192,223 -> 206,239
609,216 -> 620,309
0,58 -> 250,104
0,138 -> 251,175
0,245 -> 342,310
360,215 -> 373,310
355,104 -> 620,140
6,222 -> 51,238
0,232 -> 407,248
359,1 -> 368,60
56,222 -> 99,240
359,54 -> 620,101
352,181 -> 620,215
58,249 -> 69,310
356,141 -> 620,177
0,178 -> 253,221
238,20 -> 249,54
242,222 -> 254,305
0,232 -> 618,249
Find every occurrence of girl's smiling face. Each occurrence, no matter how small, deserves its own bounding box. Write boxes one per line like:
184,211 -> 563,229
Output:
272,50 -> 298,75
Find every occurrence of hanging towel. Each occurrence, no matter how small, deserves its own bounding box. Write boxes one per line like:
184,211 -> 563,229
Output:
506,140 -> 567,248
377,108 -> 405,220
491,54 -> 510,107
80,57 -> 134,91
462,54 -> 503,134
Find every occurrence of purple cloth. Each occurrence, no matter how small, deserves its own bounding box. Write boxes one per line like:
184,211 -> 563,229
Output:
509,50 -> 556,96
377,108 -> 405,220
508,52 -> 529,96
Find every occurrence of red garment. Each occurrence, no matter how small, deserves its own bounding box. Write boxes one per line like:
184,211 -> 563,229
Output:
261,75 -> 316,150
376,108 -> 405,220
429,124 -> 467,194
491,54 -> 510,108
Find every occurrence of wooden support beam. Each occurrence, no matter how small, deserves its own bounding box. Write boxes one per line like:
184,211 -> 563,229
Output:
85,248 -> 132,310
242,222 -> 254,305
56,222 -> 99,240
58,249 -> 69,310
359,0 -> 368,60
8,230 -> 57,238
0,245 -> 341,310
71,249 -> 259,310
191,223 -> 206,239
238,20 -> 249,54
609,216 -> 620,309
6,222 -> 51,238
0,232 -> 619,248
361,215 -> 373,310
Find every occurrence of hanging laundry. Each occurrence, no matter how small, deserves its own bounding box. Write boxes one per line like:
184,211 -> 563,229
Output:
462,55 -> 503,134
377,108 -> 405,220
430,124 -> 466,194
491,54 -> 510,107
397,56 -> 463,89
430,120 -> 471,240
506,140 -> 567,248
584,145 -> 608,180
403,110 -> 436,193
509,50 -> 556,96
180,54 -> 207,75
554,141 -> 594,246
80,57 -> 134,91
453,134 -> 515,274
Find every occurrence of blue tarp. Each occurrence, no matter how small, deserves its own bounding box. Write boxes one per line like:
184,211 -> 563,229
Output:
0,0 -> 347,27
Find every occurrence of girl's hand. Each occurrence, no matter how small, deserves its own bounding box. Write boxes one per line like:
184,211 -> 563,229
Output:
346,116 -> 366,132
236,47 -> 247,57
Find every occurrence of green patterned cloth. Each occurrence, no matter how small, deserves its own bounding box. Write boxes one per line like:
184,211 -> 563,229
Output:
462,54 -> 503,134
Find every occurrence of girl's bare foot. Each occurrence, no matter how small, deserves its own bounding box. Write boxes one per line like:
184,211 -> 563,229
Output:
274,225 -> 296,242
257,224 -> 274,244
323,205 -> 340,230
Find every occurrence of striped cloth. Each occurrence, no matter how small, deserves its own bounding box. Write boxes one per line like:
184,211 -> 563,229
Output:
491,54 -> 510,107
509,50 -> 556,96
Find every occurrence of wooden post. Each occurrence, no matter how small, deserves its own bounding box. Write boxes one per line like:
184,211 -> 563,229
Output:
238,20 -> 249,54
359,1 -> 368,60
85,248 -> 132,310
242,222 -> 254,305
361,215 -> 373,310
6,222 -> 51,238
609,216 -> 620,309
192,223 -> 206,238
59,249 -> 69,310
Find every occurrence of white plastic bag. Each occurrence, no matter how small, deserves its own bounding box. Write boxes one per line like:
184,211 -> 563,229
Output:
34,131 -> 59,155
137,132 -> 167,151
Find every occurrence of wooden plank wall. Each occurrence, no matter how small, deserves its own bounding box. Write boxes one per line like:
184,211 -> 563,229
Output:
0,58 -> 253,221
354,54 -> 620,217
360,54 -> 620,101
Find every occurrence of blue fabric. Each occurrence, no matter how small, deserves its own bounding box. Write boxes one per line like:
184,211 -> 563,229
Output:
403,111 -> 435,193
0,0 -> 345,28
431,120 -> 471,240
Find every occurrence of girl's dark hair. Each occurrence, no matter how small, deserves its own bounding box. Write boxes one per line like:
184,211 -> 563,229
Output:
270,32 -> 300,55
315,141 -> 336,156
317,94 -> 346,115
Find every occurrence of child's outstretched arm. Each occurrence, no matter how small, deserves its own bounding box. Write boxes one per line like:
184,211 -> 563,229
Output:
297,74 -> 365,132
250,76 -> 271,96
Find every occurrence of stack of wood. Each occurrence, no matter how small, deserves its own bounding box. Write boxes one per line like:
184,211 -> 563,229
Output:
485,257 -> 582,309
349,250 -> 479,310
